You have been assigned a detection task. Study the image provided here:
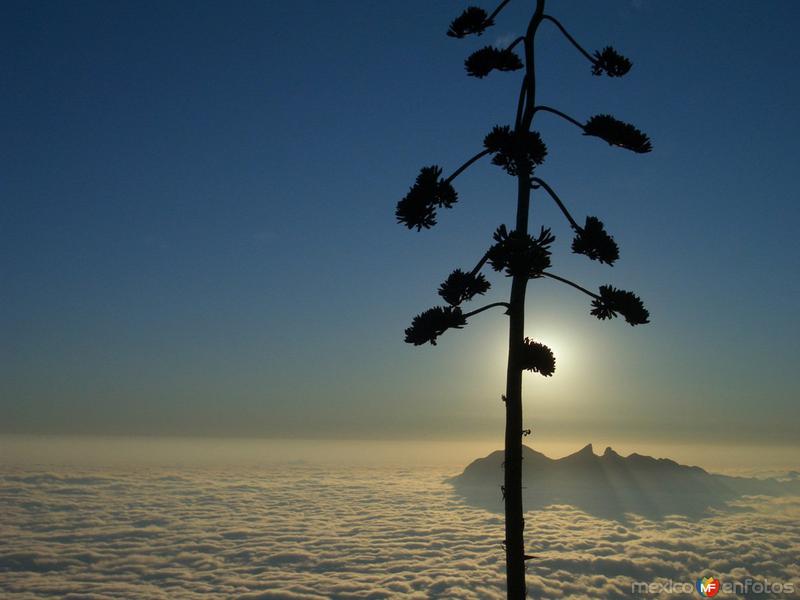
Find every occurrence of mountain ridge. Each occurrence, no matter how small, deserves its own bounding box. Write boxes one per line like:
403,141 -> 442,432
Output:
449,444 -> 799,519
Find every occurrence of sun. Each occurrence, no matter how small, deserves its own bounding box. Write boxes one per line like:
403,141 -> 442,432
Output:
485,327 -> 577,380
527,330 -> 572,373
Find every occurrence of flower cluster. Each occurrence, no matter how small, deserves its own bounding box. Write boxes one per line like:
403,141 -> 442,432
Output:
395,165 -> 457,230
590,285 -> 649,325
591,46 -> 632,77
438,269 -> 491,307
483,125 -> 548,176
447,6 -> 493,38
487,225 -> 555,279
465,46 -> 523,78
404,306 -> 467,345
583,114 -> 652,154
571,216 -> 619,265
520,338 -> 555,376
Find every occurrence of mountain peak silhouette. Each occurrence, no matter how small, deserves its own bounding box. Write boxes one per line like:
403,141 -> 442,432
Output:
602,446 -> 619,457
449,444 -> 800,520
576,442 -> 594,456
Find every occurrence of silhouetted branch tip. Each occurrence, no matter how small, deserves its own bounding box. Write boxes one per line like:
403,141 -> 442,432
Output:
520,338 -> 555,376
484,125 -> 547,176
404,306 -> 467,345
590,285 -> 650,325
583,114 -> 652,153
465,46 -> 523,78
395,195 -> 436,230
395,165 -> 458,230
487,225 -> 555,279
572,216 -> 619,265
591,46 -> 632,77
447,7 -> 494,38
438,269 -> 491,306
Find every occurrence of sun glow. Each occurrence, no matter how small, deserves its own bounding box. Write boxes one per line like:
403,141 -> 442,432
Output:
531,332 -> 571,372
484,326 -> 580,383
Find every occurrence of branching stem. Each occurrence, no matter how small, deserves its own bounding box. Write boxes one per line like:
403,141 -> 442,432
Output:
542,14 -> 595,64
514,76 -> 527,130
531,177 -> 580,231
463,302 -> 511,319
519,12 -> 541,129
445,149 -> 492,184
469,251 -> 491,278
506,36 -> 525,52
532,105 -> 584,129
487,0 -> 514,24
542,272 -> 600,300
503,4 -> 545,598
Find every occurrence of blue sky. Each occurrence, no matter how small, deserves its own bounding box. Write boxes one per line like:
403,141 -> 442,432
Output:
2,1 -> 799,445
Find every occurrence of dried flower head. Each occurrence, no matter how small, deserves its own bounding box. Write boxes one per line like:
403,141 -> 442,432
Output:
416,165 -> 457,209
583,114 -> 652,154
483,125 -> 548,176
572,216 -> 619,265
591,46 -> 632,77
520,338 -> 555,376
438,269 -> 491,306
590,285 -> 649,325
465,46 -> 523,78
404,306 -> 467,345
447,7 -> 493,38
395,165 -> 458,230
487,224 -> 555,279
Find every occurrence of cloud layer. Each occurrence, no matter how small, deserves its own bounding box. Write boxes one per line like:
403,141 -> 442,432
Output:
1,466 -> 798,599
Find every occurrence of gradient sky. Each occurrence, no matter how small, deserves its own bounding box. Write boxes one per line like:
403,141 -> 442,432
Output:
2,1 -> 799,446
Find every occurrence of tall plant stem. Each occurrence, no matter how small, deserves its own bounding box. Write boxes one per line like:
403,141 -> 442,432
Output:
504,1 -> 545,599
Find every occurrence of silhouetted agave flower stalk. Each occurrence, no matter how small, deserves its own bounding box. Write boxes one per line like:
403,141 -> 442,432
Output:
520,338 -> 555,376
447,6 -> 494,38
591,285 -> 650,325
583,114 -> 652,153
404,306 -> 467,346
392,1 -> 652,597
592,46 -> 633,77
395,165 -> 458,230
465,46 -> 524,78
438,269 -> 492,307
487,225 -> 555,278
571,216 -> 619,265
484,126 -> 548,176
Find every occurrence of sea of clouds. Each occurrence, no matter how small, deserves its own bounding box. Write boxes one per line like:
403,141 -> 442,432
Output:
1,464 -> 799,599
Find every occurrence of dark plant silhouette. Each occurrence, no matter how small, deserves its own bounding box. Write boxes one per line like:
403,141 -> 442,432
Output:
393,2 -> 651,598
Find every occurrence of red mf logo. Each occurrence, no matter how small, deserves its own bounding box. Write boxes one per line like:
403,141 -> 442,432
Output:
696,576 -> 721,597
